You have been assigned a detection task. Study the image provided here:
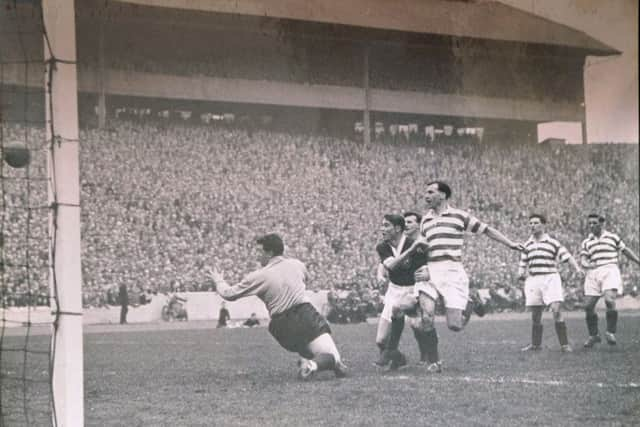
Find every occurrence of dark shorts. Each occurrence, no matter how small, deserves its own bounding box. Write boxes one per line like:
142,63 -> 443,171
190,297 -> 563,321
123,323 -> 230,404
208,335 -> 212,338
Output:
268,302 -> 332,356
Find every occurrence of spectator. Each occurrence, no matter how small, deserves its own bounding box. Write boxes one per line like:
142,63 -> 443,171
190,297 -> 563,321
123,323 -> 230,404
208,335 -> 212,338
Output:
243,313 -> 260,327
217,302 -> 230,328
119,283 -> 129,324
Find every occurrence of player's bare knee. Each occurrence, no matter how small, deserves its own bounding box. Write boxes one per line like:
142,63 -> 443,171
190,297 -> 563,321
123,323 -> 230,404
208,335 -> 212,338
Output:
308,333 -> 340,360
447,317 -> 463,332
549,303 -> 563,322
417,312 -> 435,332
406,315 -> 421,330
391,305 -> 405,318
584,299 -> 597,313
604,291 -> 616,307
446,309 -> 464,332
552,310 -> 563,322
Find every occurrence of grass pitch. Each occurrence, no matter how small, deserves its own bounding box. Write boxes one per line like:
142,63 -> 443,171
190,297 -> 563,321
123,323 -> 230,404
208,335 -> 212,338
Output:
2,313 -> 639,426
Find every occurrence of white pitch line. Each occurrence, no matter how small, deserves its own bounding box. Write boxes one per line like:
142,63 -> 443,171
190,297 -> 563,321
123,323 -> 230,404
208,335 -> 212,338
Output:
386,375 -> 640,389
459,376 -> 565,386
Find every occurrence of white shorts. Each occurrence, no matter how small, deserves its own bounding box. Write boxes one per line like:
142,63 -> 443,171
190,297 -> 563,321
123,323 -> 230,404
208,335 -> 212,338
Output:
381,283 -> 417,321
584,264 -> 622,296
414,261 -> 469,310
524,273 -> 564,306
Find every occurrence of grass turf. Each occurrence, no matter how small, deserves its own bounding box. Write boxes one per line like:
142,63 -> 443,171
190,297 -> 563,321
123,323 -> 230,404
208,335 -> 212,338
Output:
2,314 -> 639,426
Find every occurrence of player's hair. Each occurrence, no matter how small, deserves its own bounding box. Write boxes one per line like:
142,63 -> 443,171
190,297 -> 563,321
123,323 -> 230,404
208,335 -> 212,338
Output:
528,213 -> 547,224
588,213 -> 605,223
427,180 -> 452,199
256,233 -> 285,256
403,211 -> 422,223
384,214 -> 406,230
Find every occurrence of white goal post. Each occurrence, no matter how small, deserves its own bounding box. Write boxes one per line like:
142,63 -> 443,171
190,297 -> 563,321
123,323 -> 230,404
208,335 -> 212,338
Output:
43,0 -> 84,425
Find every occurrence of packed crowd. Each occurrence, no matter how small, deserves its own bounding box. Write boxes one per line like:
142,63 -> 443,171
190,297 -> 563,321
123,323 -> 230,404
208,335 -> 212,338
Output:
1,120 -> 638,313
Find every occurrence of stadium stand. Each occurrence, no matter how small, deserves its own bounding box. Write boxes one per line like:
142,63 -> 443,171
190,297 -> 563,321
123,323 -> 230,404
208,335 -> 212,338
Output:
1,120 -> 638,315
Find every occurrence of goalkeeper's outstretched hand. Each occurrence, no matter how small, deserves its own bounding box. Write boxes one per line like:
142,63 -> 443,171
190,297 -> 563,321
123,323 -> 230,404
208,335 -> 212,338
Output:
205,266 -> 225,286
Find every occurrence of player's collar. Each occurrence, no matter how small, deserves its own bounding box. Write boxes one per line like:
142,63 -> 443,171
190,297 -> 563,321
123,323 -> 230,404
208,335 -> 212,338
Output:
588,230 -> 608,240
265,256 -> 285,268
425,205 -> 451,219
530,233 -> 550,243
388,234 -> 407,257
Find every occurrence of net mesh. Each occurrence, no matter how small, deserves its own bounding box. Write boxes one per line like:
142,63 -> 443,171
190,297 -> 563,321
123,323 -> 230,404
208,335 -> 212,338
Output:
1,1 -> 60,425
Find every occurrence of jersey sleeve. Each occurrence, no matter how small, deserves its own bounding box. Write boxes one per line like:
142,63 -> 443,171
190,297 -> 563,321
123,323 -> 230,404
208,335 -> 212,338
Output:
376,243 -> 391,263
216,271 -> 264,301
464,211 -> 488,234
580,239 -> 589,258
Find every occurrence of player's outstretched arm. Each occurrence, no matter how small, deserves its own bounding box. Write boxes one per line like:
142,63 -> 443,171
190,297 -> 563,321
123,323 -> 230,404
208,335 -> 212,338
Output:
622,247 -> 640,266
382,237 -> 427,272
204,266 -> 259,301
483,226 -> 524,251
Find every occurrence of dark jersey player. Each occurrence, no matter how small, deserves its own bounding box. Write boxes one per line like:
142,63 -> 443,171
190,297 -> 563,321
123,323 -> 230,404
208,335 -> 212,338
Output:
374,214 -> 430,369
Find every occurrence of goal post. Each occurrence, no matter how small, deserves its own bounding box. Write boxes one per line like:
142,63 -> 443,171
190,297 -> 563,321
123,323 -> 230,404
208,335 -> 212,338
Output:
42,0 -> 84,425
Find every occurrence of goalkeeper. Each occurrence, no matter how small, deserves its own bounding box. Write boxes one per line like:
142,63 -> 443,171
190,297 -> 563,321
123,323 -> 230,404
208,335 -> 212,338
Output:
205,233 -> 347,381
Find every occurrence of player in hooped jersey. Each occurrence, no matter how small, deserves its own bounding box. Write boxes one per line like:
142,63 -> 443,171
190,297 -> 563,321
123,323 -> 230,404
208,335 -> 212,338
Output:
518,214 -> 584,352
580,214 -> 640,347
408,181 -> 523,371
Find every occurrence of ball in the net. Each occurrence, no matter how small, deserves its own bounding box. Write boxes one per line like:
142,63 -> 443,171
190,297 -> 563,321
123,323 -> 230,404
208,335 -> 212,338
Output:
3,141 -> 30,169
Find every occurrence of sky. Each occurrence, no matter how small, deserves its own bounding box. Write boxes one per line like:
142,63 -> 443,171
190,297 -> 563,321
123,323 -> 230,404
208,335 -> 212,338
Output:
499,0 -> 638,143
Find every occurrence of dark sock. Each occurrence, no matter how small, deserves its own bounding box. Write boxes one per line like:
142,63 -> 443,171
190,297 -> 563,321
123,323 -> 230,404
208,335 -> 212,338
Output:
313,353 -> 336,371
413,329 -> 429,361
462,300 -> 473,325
377,342 -> 386,353
473,300 -> 486,317
388,349 -> 407,368
606,310 -> 618,334
554,321 -> 568,346
532,323 -> 543,347
586,312 -> 599,336
424,328 -> 439,364
387,317 -> 405,351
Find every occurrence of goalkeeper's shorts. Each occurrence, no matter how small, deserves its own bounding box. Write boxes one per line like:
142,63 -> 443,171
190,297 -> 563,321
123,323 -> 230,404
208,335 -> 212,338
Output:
269,303 -> 331,356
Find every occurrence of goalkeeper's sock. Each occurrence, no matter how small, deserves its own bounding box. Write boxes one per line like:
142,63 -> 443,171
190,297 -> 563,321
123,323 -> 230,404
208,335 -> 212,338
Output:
387,317 -> 405,351
554,321 -> 569,346
313,353 -> 336,372
606,310 -> 618,334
